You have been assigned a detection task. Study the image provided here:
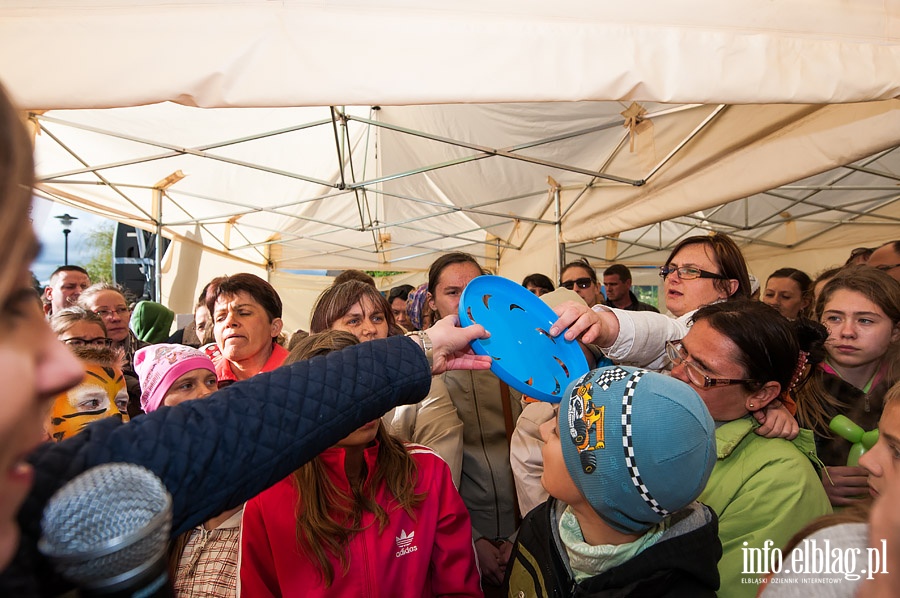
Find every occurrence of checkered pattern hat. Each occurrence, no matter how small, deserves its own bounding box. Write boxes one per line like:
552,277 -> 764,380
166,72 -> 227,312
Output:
559,366 -> 716,533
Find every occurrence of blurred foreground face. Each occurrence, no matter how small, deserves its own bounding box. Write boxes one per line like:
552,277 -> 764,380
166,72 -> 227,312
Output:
46,363 -> 127,442
0,269 -> 84,568
859,400 -> 900,499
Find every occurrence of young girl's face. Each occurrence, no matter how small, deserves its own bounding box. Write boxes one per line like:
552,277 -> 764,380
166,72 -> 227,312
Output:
821,289 -> 900,372
162,368 -> 218,407
336,420 -> 380,448
860,399 -> 900,499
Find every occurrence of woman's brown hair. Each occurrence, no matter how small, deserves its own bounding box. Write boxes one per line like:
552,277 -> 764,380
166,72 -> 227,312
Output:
308,280 -> 396,335
664,232 -> 752,300
0,83 -> 38,308
795,266 -> 900,437
285,330 -> 425,587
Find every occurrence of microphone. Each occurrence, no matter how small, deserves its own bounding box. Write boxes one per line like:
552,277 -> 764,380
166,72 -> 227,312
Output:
38,463 -> 174,597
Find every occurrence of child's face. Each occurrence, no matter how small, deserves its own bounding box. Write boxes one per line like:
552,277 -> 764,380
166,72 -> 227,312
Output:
821,289 -> 900,372
539,417 -> 584,506
46,363 -> 127,442
860,400 -> 900,499
162,368 -> 218,407
336,420 -> 380,449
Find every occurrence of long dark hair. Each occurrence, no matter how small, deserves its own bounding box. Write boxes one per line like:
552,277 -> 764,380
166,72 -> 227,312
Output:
796,266 -> 900,435
692,300 -> 827,393
426,252 -> 483,297
285,330 -> 425,587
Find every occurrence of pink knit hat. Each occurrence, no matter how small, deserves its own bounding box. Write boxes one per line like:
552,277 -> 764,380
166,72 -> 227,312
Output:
133,344 -> 216,413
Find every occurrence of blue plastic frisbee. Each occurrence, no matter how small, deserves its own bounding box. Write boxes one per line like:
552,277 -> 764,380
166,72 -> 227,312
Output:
458,275 -> 589,403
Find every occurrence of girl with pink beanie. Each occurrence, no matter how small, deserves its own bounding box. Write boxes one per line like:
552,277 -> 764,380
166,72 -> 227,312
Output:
133,344 -> 240,598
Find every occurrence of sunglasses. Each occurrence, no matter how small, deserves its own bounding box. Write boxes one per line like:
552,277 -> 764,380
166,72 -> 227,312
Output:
560,277 -> 593,290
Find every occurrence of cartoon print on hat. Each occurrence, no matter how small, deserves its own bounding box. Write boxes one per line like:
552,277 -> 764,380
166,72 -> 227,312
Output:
559,365 -> 717,534
458,275 -> 589,402
567,367 -> 630,474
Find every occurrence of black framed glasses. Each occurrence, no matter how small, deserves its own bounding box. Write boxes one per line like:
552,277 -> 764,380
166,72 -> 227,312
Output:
665,340 -> 758,389
93,307 -> 131,319
560,277 -> 593,290
659,265 -> 728,281
62,337 -> 113,348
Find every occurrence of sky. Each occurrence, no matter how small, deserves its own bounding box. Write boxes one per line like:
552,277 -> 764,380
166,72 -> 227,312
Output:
30,196 -> 114,285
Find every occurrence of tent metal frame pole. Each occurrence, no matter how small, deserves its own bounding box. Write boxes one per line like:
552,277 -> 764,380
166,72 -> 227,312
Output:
344,114 -> 641,186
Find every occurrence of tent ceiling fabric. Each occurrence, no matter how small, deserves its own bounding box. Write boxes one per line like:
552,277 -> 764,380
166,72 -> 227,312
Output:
31,100 -> 900,273
4,1 -> 900,276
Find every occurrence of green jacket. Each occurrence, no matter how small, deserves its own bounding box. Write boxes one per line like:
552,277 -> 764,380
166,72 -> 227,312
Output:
698,418 -> 832,598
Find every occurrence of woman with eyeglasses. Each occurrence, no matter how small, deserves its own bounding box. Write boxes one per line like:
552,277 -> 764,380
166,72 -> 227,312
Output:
78,283 -> 148,417
49,306 -> 111,349
554,233 -> 751,371
673,300 -> 832,598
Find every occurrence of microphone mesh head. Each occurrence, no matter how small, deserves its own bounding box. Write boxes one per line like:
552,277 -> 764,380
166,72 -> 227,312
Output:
39,463 -> 172,587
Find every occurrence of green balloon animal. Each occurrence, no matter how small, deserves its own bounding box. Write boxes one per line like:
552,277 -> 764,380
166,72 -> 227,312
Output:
829,414 -> 879,466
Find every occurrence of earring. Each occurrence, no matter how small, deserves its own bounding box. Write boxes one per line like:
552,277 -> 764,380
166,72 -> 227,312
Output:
749,402 -> 755,409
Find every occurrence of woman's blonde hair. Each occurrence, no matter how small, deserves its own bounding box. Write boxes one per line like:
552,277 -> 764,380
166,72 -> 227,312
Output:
49,306 -> 107,337
284,330 -> 425,587
0,83 -> 38,308
77,282 -> 132,309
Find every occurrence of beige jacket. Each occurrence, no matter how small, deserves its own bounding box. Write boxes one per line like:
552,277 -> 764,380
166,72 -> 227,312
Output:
442,369 -> 522,541
382,376 -> 463,486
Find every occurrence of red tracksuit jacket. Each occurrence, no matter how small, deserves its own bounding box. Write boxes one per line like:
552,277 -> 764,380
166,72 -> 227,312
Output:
239,442 -> 483,597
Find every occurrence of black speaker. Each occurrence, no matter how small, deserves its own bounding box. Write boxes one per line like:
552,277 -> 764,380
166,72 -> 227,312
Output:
112,224 -> 170,302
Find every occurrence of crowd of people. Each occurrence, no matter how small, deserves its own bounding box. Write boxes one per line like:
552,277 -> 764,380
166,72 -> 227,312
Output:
2,78 -> 900,597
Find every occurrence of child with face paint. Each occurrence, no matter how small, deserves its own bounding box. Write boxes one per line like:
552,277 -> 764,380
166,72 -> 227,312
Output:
132,344 -> 235,598
45,346 -> 128,442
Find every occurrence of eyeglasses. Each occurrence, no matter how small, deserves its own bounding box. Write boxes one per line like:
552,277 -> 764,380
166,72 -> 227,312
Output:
874,263 -> 900,272
93,307 -> 130,319
665,340 -> 759,389
62,337 -> 113,348
560,277 -> 593,290
659,265 -> 728,281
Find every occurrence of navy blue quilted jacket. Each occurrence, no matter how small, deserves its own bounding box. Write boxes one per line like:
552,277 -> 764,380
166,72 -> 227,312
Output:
0,335 -> 431,597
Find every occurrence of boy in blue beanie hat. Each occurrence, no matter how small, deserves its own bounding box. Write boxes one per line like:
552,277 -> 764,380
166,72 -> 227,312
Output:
504,366 -> 721,597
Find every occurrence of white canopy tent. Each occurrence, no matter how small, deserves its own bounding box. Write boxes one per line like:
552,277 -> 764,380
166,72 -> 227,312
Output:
2,1 -> 899,328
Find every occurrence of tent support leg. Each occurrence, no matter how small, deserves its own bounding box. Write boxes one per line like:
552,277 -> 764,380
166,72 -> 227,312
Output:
549,176 -> 564,280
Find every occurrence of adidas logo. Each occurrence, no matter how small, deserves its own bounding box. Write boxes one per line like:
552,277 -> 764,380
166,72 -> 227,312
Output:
395,529 -> 418,557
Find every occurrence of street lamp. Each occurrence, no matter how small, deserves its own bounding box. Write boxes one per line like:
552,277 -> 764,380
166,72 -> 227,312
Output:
54,213 -> 78,265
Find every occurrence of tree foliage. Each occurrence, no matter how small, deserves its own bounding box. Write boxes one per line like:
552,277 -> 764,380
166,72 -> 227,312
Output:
84,223 -> 115,284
